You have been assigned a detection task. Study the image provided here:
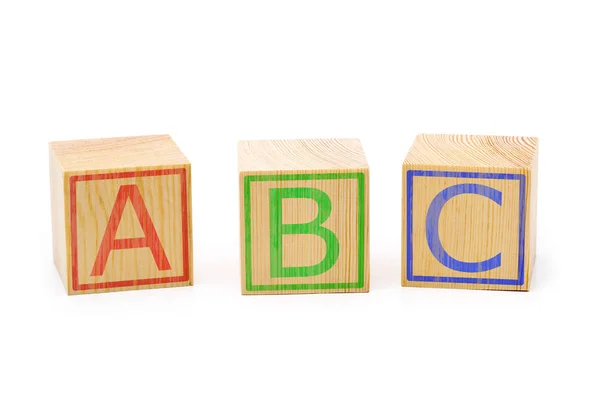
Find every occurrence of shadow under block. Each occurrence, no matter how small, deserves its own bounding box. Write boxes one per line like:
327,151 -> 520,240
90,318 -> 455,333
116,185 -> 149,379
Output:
238,139 -> 370,295
49,135 -> 193,295
402,134 -> 539,291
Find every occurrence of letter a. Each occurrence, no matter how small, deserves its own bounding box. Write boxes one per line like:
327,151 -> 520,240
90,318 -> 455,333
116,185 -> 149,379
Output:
90,184 -> 172,276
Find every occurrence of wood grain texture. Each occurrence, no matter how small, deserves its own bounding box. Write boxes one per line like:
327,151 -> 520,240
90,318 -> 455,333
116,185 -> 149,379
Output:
238,139 -> 370,295
403,133 -> 538,168
238,138 -> 369,171
402,134 -> 539,291
49,148 -> 69,289
49,134 -> 189,171
49,135 -> 193,295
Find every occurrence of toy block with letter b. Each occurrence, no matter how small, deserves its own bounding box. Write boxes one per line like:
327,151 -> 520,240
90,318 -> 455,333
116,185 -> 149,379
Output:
402,134 -> 539,291
49,135 -> 193,294
238,139 -> 370,295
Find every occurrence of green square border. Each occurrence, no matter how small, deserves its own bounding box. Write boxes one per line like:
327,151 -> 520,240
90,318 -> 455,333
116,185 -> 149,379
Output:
244,172 -> 366,292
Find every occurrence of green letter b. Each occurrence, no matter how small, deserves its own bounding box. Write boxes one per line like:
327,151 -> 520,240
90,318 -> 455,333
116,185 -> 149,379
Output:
269,187 -> 340,278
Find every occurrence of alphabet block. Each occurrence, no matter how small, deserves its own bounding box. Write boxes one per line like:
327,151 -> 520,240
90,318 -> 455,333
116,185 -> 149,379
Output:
402,134 -> 539,291
238,139 -> 370,294
49,135 -> 193,294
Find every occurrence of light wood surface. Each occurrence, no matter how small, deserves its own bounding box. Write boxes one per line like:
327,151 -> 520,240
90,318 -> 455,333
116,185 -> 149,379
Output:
402,134 -> 539,291
238,139 -> 370,295
49,148 -> 69,289
403,133 -> 538,168
238,138 -> 369,171
49,134 -> 189,171
49,135 -> 193,295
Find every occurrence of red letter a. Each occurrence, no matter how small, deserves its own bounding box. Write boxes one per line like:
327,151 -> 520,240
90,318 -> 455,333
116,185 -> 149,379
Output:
90,184 -> 172,277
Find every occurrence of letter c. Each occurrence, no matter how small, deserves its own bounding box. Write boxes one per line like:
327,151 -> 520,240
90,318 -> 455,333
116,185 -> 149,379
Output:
425,183 -> 502,273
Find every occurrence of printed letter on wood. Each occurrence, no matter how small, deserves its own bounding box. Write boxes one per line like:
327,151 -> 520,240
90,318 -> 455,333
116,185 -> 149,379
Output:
402,134 -> 539,291
238,139 -> 370,294
49,135 -> 193,294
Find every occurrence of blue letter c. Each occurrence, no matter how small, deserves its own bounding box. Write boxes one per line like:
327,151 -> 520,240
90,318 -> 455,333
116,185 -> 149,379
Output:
425,184 -> 502,273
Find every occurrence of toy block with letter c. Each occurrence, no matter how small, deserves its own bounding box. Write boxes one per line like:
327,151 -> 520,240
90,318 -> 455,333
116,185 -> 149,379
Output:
49,135 -> 193,294
402,134 -> 539,291
238,139 -> 370,294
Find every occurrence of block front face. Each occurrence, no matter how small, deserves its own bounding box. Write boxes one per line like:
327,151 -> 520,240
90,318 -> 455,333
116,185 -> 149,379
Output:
69,168 -> 191,293
242,172 -> 368,294
404,170 -> 527,290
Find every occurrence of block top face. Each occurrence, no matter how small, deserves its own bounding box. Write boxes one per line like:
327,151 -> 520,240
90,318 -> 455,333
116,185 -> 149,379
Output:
238,138 -> 369,172
49,135 -> 190,172
404,134 -> 539,169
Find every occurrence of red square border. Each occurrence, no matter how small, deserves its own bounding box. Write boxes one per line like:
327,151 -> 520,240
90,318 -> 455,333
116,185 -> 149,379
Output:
69,168 -> 190,291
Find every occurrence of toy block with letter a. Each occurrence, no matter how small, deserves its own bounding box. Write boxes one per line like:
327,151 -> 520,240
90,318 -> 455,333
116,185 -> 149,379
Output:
402,134 -> 539,291
238,139 -> 370,295
49,135 -> 193,294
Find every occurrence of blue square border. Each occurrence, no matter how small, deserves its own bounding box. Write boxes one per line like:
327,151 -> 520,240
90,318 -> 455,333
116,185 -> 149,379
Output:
406,170 -> 527,286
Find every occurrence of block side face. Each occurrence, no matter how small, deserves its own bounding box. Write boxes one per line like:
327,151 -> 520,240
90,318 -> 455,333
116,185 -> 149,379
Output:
49,135 -> 189,172
67,165 -> 192,294
526,147 -> 539,288
238,139 -> 369,172
403,165 -> 529,291
404,134 -> 539,169
241,169 -> 369,294
49,147 -> 69,292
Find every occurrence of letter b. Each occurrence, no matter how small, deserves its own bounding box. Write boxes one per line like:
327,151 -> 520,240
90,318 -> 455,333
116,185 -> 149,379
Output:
269,187 -> 340,278
239,139 -> 370,294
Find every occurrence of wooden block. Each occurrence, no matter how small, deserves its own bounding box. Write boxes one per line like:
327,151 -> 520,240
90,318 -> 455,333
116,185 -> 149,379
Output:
238,139 -> 370,295
49,135 -> 193,295
402,134 -> 539,291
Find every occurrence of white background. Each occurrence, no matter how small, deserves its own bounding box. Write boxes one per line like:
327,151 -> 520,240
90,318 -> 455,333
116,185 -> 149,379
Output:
1,1 -> 599,399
